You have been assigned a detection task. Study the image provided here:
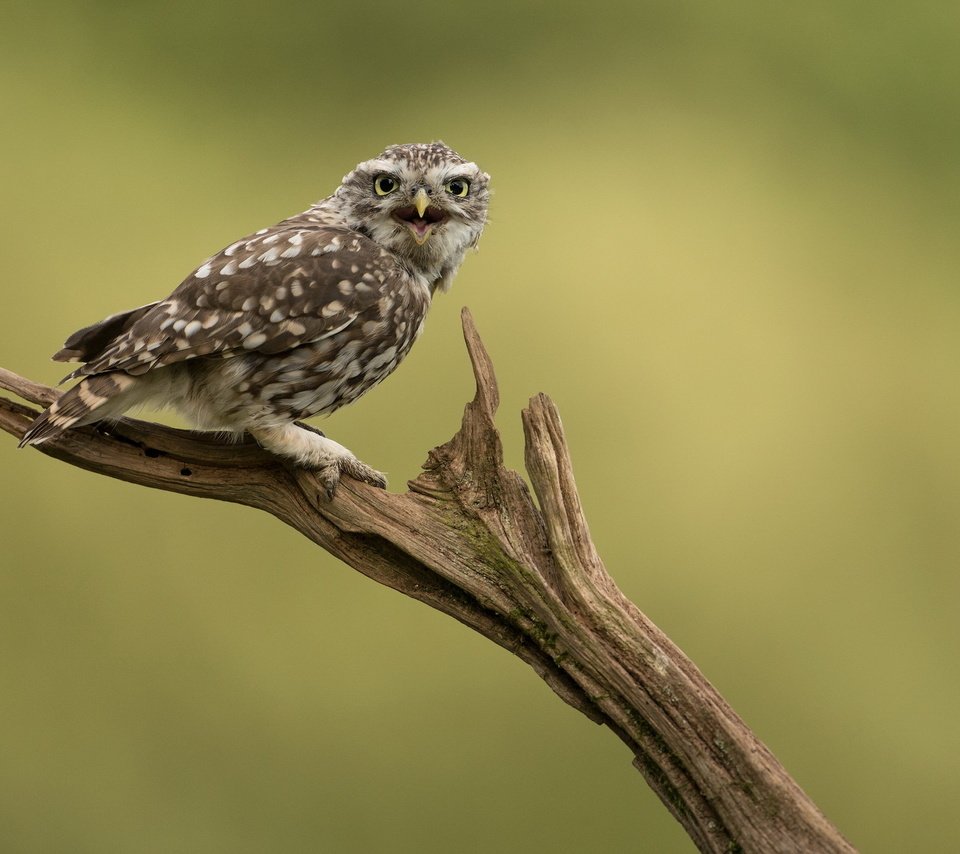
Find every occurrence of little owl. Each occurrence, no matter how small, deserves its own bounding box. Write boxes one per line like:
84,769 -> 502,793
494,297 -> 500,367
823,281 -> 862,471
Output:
21,142 -> 491,495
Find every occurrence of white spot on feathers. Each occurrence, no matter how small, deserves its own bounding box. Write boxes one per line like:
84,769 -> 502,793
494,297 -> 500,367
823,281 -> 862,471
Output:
243,332 -> 267,349
78,383 -> 108,407
285,320 -> 308,336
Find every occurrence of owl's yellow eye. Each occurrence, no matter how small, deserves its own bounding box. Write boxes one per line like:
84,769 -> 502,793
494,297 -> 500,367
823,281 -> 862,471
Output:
374,175 -> 398,196
445,178 -> 470,198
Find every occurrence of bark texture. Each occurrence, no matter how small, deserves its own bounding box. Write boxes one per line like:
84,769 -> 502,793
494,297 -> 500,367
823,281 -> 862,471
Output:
0,308 -> 854,853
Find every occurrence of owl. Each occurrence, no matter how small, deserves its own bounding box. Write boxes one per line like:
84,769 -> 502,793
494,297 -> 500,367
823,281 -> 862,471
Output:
21,142 -> 491,495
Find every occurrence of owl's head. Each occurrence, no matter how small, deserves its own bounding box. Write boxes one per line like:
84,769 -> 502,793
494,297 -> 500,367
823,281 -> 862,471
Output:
335,142 -> 490,289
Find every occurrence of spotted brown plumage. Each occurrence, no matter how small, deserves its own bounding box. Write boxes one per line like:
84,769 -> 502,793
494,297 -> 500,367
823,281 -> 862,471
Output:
21,142 -> 491,495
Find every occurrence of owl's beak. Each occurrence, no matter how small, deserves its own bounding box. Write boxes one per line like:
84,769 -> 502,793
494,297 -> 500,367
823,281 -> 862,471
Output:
413,188 -> 430,217
392,189 -> 446,245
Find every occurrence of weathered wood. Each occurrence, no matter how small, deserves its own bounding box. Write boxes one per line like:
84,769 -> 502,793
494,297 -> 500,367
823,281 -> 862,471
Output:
0,310 -> 855,853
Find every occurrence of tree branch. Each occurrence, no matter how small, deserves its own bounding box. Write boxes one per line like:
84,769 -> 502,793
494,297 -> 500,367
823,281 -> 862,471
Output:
0,310 -> 854,853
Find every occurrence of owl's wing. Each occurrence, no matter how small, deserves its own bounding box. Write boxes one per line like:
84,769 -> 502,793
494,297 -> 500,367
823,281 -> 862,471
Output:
68,225 -> 402,378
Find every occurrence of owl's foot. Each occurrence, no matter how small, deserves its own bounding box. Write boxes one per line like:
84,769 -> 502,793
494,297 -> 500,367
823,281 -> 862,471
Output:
249,423 -> 387,498
315,451 -> 388,499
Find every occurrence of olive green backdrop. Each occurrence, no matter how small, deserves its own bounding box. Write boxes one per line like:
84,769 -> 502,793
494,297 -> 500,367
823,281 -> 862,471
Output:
2,3 -> 958,852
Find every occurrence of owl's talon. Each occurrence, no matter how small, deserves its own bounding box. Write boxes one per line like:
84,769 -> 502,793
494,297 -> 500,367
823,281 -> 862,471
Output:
249,423 -> 386,497
317,467 -> 340,500
317,456 -> 387,499
341,457 -> 388,490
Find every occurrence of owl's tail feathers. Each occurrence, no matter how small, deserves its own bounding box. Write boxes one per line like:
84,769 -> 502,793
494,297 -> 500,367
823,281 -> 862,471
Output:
19,372 -> 138,447
52,300 -> 161,365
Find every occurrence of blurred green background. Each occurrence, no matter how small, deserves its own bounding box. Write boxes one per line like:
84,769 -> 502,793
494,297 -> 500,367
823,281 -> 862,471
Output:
2,2 -> 958,851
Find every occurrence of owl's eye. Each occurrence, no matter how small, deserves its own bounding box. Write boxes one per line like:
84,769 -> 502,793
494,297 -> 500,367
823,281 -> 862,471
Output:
444,178 -> 470,198
374,175 -> 398,196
